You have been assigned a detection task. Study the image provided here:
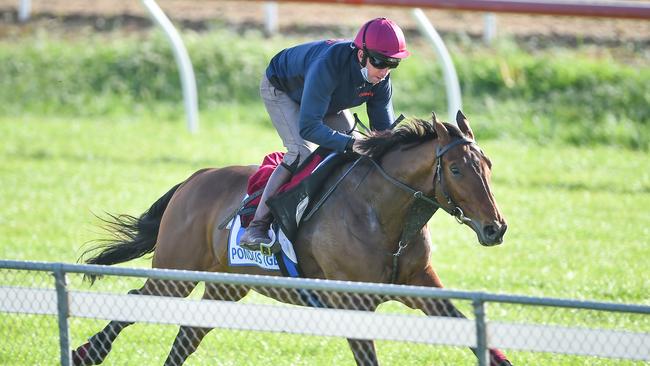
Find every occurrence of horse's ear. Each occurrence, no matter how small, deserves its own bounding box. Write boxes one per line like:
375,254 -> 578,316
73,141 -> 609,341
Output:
456,110 -> 474,140
431,111 -> 439,123
432,112 -> 450,143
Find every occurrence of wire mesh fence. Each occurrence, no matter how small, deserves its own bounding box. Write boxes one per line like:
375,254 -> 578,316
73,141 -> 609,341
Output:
1,260 -> 649,366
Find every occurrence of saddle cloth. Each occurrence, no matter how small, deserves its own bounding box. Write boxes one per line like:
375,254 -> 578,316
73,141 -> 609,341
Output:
226,210 -> 301,276
229,147 -> 353,277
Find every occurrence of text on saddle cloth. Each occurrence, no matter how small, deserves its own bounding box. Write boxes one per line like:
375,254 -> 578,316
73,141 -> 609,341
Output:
227,212 -> 300,276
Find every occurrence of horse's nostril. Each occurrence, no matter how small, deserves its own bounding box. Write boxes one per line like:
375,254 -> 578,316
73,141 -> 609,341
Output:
484,225 -> 497,238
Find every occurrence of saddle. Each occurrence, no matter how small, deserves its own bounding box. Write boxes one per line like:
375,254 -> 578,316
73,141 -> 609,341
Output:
242,147 -> 353,240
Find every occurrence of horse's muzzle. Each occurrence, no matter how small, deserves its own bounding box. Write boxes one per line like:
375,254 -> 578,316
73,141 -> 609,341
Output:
480,221 -> 507,246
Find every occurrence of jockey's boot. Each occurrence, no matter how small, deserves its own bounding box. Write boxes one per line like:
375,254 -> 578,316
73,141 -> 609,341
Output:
240,164 -> 292,251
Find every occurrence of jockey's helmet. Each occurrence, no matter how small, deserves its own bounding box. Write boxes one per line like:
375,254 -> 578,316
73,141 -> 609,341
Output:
353,18 -> 410,65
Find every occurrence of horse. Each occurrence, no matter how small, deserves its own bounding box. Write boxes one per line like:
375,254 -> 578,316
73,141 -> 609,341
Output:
72,111 -> 511,366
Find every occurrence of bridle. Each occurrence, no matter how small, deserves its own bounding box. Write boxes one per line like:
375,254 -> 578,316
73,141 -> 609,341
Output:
432,138 -> 477,224
367,136 -> 476,224
365,136 -> 478,283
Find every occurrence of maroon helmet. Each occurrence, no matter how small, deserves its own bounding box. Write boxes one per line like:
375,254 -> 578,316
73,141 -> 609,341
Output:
353,18 -> 410,63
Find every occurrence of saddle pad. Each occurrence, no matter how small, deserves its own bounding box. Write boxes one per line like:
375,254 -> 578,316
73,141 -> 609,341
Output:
227,196 -> 300,275
227,214 -> 280,271
268,151 -> 351,243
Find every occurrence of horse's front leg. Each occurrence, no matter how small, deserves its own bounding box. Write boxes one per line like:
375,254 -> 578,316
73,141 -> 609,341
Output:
317,290 -> 382,366
403,265 -> 512,366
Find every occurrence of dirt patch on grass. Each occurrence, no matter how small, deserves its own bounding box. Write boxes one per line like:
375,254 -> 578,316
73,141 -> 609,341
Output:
1,0 -> 649,52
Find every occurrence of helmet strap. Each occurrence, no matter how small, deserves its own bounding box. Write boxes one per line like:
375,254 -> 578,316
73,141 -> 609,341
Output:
360,18 -> 377,67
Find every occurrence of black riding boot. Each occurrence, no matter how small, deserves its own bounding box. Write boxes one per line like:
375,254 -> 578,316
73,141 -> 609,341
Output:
240,165 -> 292,251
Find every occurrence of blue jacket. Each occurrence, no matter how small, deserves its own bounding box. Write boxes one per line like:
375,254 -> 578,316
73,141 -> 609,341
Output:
266,40 -> 395,152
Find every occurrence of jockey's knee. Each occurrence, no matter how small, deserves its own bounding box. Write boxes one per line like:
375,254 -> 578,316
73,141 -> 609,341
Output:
282,151 -> 301,171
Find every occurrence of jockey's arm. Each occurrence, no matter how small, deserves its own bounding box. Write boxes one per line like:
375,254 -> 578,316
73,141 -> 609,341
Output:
298,60 -> 353,153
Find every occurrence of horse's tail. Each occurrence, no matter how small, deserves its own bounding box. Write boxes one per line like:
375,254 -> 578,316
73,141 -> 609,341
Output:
80,183 -> 181,284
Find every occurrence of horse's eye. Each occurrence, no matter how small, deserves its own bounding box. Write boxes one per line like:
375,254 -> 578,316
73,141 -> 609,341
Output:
450,164 -> 461,176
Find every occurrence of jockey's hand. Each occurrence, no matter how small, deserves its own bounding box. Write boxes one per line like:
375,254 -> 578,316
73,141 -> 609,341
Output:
352,139 -> 365,154
345,138 -> 363,155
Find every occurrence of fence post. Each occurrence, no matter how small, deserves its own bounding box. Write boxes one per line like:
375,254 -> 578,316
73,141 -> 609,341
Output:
18,0 -> 31,22
473,299 -> 488,366
483,13 -> 497,44
264,2 -> 279,36
54,267 -> 71,366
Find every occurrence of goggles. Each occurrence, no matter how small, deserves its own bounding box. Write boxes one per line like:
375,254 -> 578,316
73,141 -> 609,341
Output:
367,51 -> 400,69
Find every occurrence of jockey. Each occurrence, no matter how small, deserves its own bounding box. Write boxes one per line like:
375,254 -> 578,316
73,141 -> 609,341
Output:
240,17 -> 410,251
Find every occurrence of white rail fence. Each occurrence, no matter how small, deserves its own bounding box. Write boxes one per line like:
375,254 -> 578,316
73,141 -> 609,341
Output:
1,260 -> 649,365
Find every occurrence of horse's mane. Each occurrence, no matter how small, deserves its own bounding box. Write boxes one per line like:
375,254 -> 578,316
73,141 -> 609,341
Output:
358,118 -> 465,158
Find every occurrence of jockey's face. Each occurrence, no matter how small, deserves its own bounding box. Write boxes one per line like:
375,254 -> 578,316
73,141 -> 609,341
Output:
358,50 -> 392,85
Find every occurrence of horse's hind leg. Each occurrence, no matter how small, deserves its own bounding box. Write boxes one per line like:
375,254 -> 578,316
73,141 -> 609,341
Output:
72,278 -> 197,366
403,266 -> 511,366
71,317 -> 133,365
163,282 -> 250,366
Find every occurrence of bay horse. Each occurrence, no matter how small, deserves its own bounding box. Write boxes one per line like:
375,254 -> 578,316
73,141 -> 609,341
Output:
72,111 -> 511,366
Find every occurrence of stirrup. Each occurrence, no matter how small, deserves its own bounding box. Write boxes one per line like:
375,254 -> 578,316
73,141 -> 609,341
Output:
240,239 -> 279,256
259,240 -> 280,256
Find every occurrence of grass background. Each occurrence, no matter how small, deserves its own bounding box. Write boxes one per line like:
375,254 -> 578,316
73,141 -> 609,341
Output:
1,25 -> 649,365
1,115 -> 648,365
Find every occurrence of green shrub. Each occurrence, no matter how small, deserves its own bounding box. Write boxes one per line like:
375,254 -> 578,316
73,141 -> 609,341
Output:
0,29 -> 647,149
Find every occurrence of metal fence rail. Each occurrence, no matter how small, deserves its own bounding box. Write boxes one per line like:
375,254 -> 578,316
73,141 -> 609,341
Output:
1,260 -> 649,365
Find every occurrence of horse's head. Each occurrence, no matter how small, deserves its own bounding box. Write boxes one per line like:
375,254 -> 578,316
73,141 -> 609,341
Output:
431,111 -> 507,246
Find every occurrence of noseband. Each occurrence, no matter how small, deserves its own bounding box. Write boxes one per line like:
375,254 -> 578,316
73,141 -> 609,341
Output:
365,137 -> 476,283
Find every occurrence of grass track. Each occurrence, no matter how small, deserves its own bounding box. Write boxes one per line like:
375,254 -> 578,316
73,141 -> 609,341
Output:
1,111 -> 649,365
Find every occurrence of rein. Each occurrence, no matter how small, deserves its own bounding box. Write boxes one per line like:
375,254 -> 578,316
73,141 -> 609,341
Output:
366,137 -> 475,283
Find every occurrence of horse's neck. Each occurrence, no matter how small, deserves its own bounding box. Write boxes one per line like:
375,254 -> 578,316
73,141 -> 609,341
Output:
340,142 -> 437,236
378,141 -> 438,196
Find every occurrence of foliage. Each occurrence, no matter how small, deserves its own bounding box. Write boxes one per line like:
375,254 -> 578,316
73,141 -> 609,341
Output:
394,41 -> 650,149
0,29 -> 648,149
